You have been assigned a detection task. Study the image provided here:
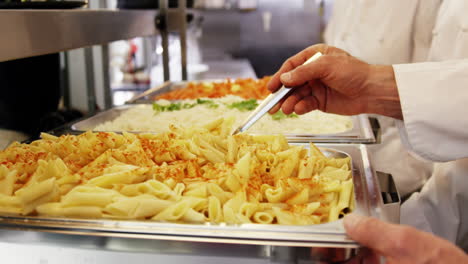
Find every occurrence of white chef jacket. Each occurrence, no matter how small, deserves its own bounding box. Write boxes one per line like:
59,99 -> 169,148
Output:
324,0 -> 441,64
395,0 -> 468,250
395,59 -> 468,250
324,0 -> 417,64
326,0 -> 468,250
400,158 -> 468,251
427,1 -> 468,61
324,0 -> 440,196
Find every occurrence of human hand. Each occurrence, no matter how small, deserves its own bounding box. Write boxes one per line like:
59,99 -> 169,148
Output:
267,44 -> 403,119
343,214 -> 468,263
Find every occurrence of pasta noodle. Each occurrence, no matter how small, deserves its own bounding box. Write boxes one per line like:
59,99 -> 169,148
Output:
0,118 -> 354,225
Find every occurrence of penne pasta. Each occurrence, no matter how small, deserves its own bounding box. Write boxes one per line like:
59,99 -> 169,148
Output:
0,118 -> 353,225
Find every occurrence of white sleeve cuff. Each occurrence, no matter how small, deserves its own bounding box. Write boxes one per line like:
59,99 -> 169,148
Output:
393,60 -> 468,162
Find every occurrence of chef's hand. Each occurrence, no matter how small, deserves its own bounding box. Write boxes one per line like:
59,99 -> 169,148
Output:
343,214 -> 468,263
267,44 -> 403,120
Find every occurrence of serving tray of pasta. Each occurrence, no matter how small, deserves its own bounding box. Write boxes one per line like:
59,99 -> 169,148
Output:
0,118 -> 395,249
71,99 -> 375,144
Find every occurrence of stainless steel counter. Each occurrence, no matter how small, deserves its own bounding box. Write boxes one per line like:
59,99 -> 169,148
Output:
0,229 -> 298,264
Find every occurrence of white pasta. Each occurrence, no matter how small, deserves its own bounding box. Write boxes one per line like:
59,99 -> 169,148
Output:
94,96 -> 353,135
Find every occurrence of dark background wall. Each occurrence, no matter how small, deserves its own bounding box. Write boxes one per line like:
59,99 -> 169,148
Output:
197,0 -> 321,77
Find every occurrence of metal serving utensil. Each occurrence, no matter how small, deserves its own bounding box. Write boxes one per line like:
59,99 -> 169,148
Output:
231,52 -> 323,135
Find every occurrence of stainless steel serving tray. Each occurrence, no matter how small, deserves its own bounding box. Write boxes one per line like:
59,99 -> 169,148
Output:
125,80 -> 377,143
0,144 -> 399,252
70,104 -> 376,144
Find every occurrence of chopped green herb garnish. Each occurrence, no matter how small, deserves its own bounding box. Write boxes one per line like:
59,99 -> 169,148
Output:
271,110 -> 299,120
167,103 -> 182,111
182,103 -> 196,109
227,99 -> 258,111
152,103 -> 164,112
153,102 -> 189,112
153,99 -> 219,113
196,98 -> 219,108
196,98 -> 211,104
153,98 -> 266,113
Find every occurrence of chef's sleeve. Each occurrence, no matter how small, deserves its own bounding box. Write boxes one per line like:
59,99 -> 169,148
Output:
393,59 -> 468,162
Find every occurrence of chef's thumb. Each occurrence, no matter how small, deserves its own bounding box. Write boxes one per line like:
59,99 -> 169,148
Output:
343,213 -> 468,263
279,57 -> 327,87
343,214 -> 403,256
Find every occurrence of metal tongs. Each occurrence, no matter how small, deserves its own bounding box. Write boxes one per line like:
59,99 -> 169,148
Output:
231,52 -> 323,135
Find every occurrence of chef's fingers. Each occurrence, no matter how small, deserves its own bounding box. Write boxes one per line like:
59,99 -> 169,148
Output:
267,44 -> 331,93
268,98 -> 285,115
344,214 -> 417,260
278,55 -> 332,88
344,247 -> 381,264
280,85 -> 311,115
293,95 -> 319,115
344,214 -> 468,264
360,251 -> 382,264
289,81 -> 327,115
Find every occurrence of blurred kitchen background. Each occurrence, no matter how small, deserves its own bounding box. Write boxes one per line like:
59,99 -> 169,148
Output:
67,0 -> 333,109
